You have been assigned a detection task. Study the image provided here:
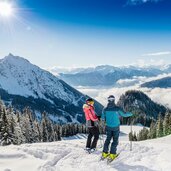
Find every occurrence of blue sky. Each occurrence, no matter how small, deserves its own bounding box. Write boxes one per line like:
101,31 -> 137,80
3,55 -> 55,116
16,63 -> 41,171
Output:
0,0 -> 171,68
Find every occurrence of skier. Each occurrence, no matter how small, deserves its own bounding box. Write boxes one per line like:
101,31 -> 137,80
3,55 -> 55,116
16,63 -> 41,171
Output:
101,95 -> 133,162
83,98 -> 100,153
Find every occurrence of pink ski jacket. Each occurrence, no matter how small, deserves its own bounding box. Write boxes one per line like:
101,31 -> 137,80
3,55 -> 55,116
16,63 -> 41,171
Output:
83,104 -> 98,127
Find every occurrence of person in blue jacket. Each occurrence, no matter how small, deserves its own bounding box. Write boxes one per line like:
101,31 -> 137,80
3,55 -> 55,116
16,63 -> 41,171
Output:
101,95 -> 133,161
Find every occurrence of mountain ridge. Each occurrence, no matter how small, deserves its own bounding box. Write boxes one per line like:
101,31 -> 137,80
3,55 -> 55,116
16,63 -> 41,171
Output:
141,76 -> 171,88
55,64 -> 169,86
0,53 -> 103,123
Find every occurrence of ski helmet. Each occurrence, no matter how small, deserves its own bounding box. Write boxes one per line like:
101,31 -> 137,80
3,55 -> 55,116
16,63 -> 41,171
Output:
86,98 -> 94,105
108,95 -> 115,102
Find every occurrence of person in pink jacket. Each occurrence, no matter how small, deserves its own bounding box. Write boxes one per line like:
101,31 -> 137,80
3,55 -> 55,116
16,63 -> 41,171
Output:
83,98 -> 100,153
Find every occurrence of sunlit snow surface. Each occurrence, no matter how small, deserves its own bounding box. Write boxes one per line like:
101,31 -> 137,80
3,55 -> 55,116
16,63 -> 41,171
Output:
0,126 -> 170,171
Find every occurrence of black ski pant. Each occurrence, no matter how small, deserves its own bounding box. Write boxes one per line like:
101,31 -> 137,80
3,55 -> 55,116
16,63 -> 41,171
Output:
86,126 -> 99,149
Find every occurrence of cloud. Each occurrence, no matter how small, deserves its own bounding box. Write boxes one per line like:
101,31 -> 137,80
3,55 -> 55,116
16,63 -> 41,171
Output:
77,73 -> 171,108
135,59 -> 166,68
142,51 -> 171,57
116,73 -> 171,87
127,0 -> 161,5
78,86 -> 171,109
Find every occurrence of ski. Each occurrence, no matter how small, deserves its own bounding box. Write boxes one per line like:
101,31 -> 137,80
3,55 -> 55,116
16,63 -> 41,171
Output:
84,149 -> 91,154
99,156 -> 107,161
84,148 -> 96,154
107,153 -> 120,164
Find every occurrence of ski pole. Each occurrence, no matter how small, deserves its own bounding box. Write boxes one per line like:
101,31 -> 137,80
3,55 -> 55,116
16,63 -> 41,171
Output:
99,134 -> 103,148
101,131 -> 105,145
130,119 -> 133,151
99,124 -> 104,149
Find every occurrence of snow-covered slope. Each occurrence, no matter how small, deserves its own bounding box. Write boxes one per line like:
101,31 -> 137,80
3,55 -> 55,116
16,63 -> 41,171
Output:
0,54 -> 76,101
0,126 -> 170,171
0,54 -> 103,123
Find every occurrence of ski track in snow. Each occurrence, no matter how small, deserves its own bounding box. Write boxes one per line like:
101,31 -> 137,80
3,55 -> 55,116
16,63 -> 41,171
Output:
0,127 -> 171,171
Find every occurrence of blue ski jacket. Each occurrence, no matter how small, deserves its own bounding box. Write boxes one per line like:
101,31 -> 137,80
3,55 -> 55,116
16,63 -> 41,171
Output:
101,102 -> 133,129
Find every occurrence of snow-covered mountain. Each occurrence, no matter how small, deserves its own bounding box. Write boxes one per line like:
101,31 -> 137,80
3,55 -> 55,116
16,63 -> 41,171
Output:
141,76 -> 171,88
1,126 -> 171,171
117,90 -> 167,122
49,65 -> 170,87
0,54 -> 103,123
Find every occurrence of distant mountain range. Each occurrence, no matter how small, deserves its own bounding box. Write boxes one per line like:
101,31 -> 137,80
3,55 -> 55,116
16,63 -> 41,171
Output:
0,54 -> 103,123
141,76 -> 171,88
49,65 -> 171,87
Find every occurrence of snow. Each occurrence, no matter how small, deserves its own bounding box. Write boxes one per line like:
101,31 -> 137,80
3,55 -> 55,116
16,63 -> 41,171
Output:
0,126 -> 170,171
0,54 -> 79,104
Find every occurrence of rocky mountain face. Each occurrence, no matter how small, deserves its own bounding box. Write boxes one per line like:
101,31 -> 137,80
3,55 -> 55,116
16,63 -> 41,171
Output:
0,54 -> 103,123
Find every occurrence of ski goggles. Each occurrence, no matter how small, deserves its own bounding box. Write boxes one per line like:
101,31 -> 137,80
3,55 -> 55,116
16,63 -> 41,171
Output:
108,97 -> 115,101
87,101 -> 94,105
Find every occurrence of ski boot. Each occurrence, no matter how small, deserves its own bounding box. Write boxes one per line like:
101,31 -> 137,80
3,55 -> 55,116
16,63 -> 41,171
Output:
101,152 -> 109,161
107,153 -> 119,164
89,148 -> 96,154
85,148 -> 91,153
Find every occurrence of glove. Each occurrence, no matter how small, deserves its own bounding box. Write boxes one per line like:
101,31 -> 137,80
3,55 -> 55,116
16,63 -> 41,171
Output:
95,114 -> 101,120
94,120 -> 100,127
101,120 -> 106,127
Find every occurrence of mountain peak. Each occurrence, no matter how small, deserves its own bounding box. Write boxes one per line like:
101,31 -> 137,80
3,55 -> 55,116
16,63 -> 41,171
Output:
1,54 -> 31,68
8,53 -> 14,57
4,53 -> 30,63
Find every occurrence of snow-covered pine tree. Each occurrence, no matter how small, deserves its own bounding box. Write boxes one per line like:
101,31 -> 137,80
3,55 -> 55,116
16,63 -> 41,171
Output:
65,124 -> 70,137
13,111 -> 26,145
53,124 -> 61,141
78,124 -> 83,134
33,120 -> 41,143
129,132 -> 133,141
61,125 -> 65,137
41,121 -> 48,142
156,114 -> 163,138
53,125 -> 58,141
47,120 -> 55,142
41,112 -> 49,142
169,113 -> 171,134
163,112 -> 170,136
21,108 -> 35,143
28,108 -> 37,143
137,127 -> 149,141
133,132 -> 137,141
1,109 -> 12,146
6,108 -> 15,145
41,111 -> 55,142
148,120 -> 157,139
57,124 -> 61,141
75,124 -> 79,135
